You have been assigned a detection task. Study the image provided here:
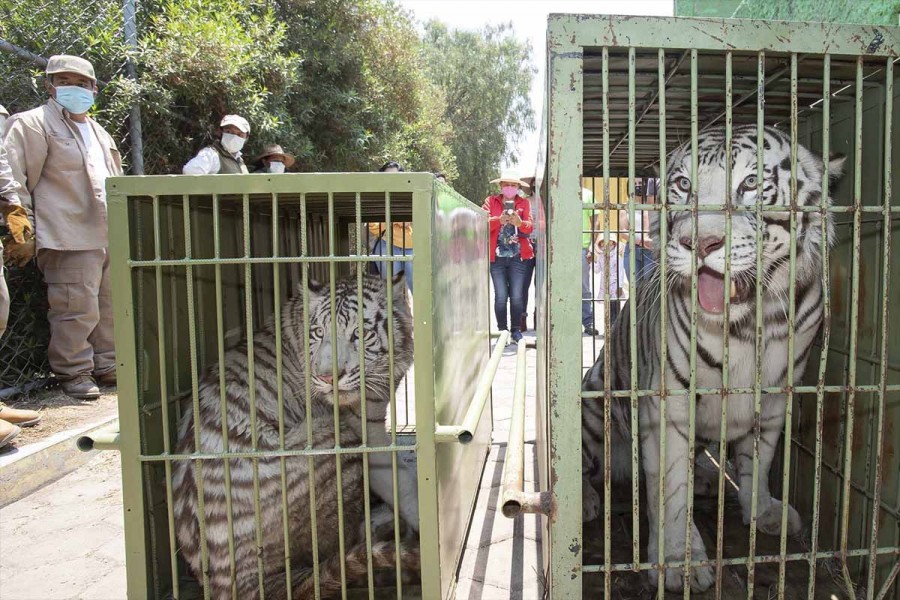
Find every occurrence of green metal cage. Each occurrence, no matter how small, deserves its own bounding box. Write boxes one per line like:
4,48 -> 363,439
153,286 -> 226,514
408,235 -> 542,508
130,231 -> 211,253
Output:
535,14 -> 900,599
105,173 -> 495,599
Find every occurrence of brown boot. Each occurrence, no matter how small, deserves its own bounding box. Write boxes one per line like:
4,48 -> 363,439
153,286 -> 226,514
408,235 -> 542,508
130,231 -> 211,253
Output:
0,420 -> 20,449
0,405 -> 41,427
95,370 -> 117,387
61,375 -> 101,400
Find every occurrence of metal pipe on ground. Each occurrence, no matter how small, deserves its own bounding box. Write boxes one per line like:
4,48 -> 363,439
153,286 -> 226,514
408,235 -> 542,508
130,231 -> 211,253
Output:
500,341 -> 553,519
77,426 -> 121,452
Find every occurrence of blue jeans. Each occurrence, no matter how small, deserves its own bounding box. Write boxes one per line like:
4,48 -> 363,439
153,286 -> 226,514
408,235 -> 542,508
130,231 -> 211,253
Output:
622,245 -> 656,284
490,256 -> 530,332
582,248 -> 594,328
373,239 -> 413,293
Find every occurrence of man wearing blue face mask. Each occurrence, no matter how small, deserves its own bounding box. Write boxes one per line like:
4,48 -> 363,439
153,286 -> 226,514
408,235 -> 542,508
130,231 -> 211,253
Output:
182,115 -> 251,174
3,54 -> 123,400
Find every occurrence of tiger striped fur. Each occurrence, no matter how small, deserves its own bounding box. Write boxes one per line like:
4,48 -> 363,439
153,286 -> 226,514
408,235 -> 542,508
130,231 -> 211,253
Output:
172,273 -> 418,599
581,125 -> 843,592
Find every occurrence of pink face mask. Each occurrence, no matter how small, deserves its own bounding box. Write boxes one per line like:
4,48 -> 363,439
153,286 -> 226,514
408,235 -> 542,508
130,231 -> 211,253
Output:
501,185 -> 519,199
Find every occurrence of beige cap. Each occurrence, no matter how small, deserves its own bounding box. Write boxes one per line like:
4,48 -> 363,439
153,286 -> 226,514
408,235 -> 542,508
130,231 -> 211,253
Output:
220,114 -> 250,134
490,170 -> 530,188
253,144 -> 295,168
46,55 -> 96,82
0,104 -> 8,117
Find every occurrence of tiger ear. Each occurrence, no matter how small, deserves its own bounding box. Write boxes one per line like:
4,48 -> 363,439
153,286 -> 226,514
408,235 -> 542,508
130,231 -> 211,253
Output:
827,154 -> 846,182
298,277 -> 326,302
390,272 -> 411,307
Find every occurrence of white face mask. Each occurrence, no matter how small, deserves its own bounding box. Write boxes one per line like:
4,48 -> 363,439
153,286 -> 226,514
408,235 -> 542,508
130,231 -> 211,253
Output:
220,132 -> 246,154
268,161 -> 285,174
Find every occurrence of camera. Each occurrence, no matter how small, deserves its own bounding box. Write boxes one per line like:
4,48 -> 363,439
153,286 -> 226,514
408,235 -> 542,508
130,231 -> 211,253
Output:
503,199 -> 515,214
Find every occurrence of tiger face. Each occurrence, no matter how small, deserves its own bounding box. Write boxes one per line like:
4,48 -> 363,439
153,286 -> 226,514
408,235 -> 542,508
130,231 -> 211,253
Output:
305,274 -> 413,402
654,125 -> 842,324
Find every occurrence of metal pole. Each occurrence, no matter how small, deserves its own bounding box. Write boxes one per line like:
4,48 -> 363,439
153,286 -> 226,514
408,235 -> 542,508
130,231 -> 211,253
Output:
123,0 -> 144,175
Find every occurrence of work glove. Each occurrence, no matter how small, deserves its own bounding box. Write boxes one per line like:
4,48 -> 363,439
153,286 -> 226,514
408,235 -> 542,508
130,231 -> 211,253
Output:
2,205 -> 32,244
4,237 -> 35,267
2,205 -> 36,267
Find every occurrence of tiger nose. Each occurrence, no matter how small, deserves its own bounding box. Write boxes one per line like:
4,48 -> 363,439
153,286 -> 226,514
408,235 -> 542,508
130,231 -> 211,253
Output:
680,236 -> 725,259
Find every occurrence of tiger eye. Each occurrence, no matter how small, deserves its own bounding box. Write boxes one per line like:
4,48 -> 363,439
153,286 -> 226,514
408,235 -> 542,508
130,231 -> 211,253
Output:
741,174 -> 758,190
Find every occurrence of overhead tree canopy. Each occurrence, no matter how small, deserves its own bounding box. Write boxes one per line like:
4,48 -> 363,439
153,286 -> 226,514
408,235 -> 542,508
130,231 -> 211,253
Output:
421,20 -> 536,201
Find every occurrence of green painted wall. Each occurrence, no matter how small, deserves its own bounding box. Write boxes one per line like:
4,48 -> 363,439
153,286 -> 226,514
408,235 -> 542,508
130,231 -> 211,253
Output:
676,0 -> 900,25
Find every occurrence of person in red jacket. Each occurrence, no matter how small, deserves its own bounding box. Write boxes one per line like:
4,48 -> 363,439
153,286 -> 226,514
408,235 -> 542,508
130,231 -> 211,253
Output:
484,172 -> 534,344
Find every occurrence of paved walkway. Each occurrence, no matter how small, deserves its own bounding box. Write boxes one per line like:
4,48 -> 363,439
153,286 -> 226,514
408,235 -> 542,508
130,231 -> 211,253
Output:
0,452 -> 126,599
456,331 -> 544,599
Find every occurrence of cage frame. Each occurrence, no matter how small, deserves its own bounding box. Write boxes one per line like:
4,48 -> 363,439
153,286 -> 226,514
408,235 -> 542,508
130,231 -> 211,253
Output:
106,172 -> 494,599
540,13 -> 900,599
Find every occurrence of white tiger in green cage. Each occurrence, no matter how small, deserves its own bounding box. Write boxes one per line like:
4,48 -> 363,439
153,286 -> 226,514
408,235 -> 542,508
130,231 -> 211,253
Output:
172,273 -> 419,600
581,125 -> 844,592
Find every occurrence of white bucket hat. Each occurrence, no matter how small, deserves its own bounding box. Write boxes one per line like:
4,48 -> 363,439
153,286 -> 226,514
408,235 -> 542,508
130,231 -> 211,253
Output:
490,170 -> 530,188
220,114 -> 250,134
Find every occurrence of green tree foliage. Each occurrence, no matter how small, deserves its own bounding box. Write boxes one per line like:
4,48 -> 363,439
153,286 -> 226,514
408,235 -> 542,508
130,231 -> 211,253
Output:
271,0 -> 456,174
0,0 -> 127,119
421,21 -> 536,201
2,0 -> 457,176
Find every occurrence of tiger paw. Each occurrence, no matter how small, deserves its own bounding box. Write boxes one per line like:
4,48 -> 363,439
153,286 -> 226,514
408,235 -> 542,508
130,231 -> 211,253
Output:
582,480 -> 601,522
757,500 -> 802,537
647,563 -> 715,592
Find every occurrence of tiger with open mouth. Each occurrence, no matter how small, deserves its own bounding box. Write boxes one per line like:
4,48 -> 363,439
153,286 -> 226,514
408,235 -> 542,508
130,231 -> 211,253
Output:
581,125 -> 844,591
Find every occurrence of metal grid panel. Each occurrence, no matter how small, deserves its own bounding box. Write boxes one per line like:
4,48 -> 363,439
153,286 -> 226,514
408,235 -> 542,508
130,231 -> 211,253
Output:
106,173 -> 490,599
542,14 -> 900,600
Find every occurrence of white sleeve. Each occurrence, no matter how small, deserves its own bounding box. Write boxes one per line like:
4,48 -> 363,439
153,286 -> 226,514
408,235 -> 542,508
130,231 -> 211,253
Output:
182,147 -> 220,174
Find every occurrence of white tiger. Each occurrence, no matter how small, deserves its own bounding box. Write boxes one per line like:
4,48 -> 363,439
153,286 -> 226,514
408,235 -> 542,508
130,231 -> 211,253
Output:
581,125 -> 844,591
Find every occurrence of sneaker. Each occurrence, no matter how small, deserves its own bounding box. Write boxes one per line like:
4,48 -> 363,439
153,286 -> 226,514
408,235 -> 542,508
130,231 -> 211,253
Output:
511,329 -> 524,343
583,325 -> 600,336
95,370 -> 117,387
0,420 -> 20,449
61,375 -> 101,400
0,405 -> 41,427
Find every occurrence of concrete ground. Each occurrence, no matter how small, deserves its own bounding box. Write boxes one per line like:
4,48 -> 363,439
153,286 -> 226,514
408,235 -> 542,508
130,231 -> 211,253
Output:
0,451 -> 126,600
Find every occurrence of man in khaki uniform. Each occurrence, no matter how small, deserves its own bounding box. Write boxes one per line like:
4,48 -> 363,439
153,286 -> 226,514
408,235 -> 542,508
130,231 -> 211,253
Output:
0,139 -> 42,446
4,55 -> 123,399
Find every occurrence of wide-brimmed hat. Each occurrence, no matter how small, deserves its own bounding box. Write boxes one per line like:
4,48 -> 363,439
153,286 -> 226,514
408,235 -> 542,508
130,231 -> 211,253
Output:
490,171 -> 530,188
46,55 -> 96,82
254,144 -> 295,168
220,114 -> 250,134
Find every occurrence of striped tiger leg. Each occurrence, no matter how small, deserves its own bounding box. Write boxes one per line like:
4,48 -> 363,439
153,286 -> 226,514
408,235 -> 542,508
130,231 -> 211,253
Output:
733,401 -> 801,536
642,395 -> 715,592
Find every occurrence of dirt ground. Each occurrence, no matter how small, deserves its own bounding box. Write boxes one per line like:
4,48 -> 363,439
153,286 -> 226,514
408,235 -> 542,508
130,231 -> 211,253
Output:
0,384 -> 118,451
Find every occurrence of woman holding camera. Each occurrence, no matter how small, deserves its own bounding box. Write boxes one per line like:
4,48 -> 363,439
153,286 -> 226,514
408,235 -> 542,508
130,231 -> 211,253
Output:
483,172 -> 534,344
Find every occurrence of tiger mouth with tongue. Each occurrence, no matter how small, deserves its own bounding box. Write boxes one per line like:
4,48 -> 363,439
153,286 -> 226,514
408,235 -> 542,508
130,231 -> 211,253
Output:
697,267 -> 753,314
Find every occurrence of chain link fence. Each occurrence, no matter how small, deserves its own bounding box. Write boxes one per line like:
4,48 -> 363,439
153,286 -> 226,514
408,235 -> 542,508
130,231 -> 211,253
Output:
0,0 -> 141,394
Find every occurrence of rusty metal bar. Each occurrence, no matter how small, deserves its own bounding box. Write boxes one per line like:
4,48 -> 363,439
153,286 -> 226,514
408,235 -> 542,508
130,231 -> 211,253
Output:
746,50 -> 766,599
838,56 -> 865,600
714,49 -> 734,600
655,45 -> 670,599
865,55 -> 893,600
